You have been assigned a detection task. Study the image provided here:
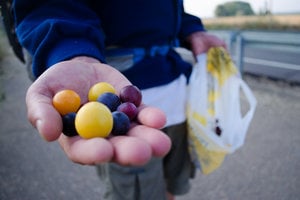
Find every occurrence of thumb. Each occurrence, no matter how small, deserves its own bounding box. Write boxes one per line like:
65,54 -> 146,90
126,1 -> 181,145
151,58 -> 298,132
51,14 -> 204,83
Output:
26,84 -> 62,141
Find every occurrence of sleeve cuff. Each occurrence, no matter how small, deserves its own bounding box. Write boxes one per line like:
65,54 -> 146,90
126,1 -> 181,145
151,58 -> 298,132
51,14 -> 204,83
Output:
179,13 -> 206,40
46,38 -> 105,67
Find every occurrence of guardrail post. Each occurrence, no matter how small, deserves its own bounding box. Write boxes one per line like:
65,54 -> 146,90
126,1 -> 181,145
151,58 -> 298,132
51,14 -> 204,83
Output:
236,34 -> 244,74
228,31 -> 239,55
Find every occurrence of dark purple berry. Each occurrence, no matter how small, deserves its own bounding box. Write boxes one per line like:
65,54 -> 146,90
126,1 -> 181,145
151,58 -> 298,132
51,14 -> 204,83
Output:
215,119 -> 222,136
119,85 -> 142,107
62,112 -> 78,137
215,126 -> 222,136
97,92 -> 121,111
111,111 -> 130,136
117,102 -> 138,121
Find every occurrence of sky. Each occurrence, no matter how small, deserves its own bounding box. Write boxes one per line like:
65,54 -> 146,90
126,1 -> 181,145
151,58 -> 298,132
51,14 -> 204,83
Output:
184,0 -> 300,18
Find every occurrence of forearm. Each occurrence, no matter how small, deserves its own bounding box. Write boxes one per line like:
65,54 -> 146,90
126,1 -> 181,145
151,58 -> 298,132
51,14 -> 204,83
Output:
13,0 -> 105,78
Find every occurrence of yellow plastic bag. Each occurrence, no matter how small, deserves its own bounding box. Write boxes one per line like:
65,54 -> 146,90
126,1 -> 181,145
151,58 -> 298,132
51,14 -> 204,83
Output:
187,47 -> 257,175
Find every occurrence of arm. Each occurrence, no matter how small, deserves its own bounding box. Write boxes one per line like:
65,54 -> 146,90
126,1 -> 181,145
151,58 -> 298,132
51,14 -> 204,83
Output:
13,0 -> 105,78
13,1 -> 171,166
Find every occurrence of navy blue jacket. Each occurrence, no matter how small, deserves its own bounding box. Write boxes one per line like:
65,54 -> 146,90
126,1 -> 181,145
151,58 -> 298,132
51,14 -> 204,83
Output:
13,0 -> 205,89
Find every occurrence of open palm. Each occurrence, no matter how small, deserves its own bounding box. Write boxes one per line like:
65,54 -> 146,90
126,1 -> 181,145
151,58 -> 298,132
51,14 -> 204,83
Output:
26,58 -> 171,166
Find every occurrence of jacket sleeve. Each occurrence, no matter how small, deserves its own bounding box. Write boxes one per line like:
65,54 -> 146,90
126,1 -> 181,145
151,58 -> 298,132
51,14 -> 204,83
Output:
180,12 -> 206,38
13,0 -> 106,78
178,3 -> 206,46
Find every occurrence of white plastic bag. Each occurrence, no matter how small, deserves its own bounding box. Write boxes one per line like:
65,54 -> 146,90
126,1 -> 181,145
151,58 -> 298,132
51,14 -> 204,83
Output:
187,47 -> 257,174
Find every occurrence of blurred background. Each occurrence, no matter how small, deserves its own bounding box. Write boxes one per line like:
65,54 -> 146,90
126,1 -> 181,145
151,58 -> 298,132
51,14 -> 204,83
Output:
185,0 -> 300,83
185,0 -> 300,18
1,1 -> 300,200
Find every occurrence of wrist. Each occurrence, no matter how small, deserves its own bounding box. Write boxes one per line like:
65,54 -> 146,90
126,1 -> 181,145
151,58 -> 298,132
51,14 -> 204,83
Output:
185,31 -> 206,44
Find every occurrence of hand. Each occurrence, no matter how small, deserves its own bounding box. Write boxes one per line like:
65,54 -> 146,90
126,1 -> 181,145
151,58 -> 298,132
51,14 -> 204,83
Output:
26,57 -> 171,166
186,31 -> 227,57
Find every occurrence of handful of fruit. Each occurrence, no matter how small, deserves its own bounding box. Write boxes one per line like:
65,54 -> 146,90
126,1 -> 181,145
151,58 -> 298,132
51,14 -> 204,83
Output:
52,82 -> 142,139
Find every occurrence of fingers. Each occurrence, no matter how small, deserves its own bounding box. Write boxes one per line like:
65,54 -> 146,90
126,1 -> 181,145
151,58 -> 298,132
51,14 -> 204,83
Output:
128,125 -> 171,157
109,136 -> 152,166
110,125 -> 171,165
137,105 -> 166,129
58,130 -> 170,166
58,135 -> 114,165
58,123 -> 170,166
211,35 -> 227,50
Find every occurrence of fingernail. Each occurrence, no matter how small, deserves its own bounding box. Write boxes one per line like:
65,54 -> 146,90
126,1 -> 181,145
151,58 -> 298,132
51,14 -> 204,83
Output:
36,119 -> 46,140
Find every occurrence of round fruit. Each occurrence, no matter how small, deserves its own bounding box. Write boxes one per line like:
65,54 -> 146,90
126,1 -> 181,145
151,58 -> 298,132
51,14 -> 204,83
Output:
88,82 -> 116,101
117,102 -> 138,120
75,102 -> 113,139
62,112 -> 78,137
111,111 -> 130,136
97,92 -> 121,111
53,90 -> 81,115
119,85 -> 142,107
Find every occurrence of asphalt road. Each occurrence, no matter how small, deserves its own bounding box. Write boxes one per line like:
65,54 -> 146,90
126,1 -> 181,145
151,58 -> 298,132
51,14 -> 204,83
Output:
1,39 -> 300,200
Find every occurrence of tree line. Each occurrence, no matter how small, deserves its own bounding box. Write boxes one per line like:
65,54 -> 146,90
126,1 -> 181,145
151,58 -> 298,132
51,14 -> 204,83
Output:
215,1 -> 271,17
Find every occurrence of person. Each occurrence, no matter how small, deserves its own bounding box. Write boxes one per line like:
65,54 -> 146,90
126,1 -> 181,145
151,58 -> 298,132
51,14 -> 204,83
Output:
12,1 -> 226,199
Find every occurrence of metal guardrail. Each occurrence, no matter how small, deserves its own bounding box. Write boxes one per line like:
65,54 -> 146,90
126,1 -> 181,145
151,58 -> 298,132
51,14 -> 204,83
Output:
209,30 -> 300,74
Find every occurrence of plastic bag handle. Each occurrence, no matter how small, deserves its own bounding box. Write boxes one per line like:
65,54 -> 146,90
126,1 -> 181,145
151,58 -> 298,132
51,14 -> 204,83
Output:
235,78 -> 257,150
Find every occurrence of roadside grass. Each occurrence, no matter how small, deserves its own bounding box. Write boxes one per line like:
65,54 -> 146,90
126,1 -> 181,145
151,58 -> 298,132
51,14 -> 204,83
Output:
0,29 -> 6,62
203,14 -> 300,31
